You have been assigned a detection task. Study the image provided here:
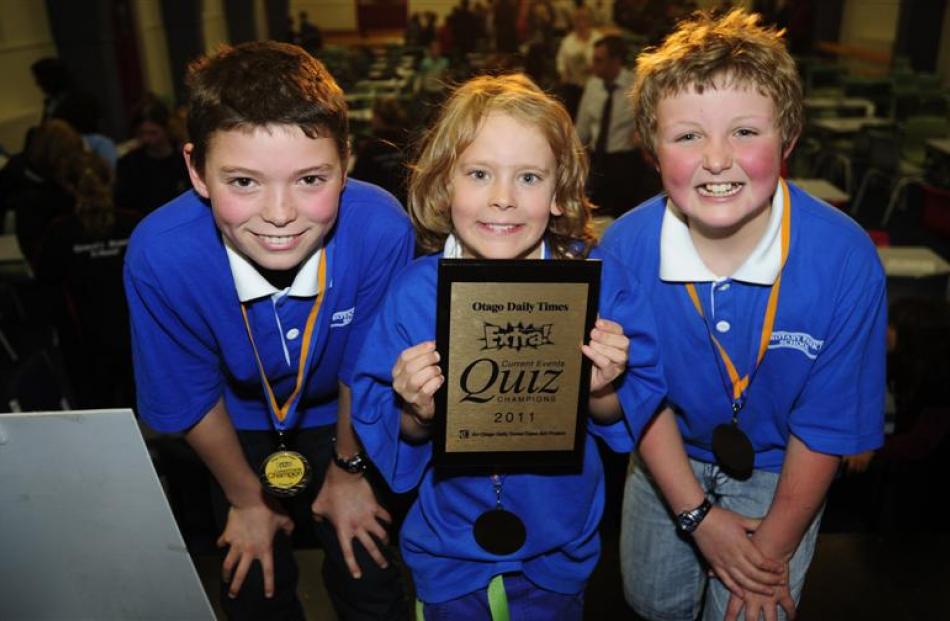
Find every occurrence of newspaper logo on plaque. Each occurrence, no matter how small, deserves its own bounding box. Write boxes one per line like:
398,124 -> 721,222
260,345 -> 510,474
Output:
434,259 -> 600,469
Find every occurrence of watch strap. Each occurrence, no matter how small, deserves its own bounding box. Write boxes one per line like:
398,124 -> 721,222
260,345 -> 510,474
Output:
676,497 -> 713,534
331,437 -> 368,474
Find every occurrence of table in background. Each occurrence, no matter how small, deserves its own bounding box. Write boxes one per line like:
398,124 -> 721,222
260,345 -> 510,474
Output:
877,245 -> 950,302
804,96 -> 875,118
810,117 -> 893,137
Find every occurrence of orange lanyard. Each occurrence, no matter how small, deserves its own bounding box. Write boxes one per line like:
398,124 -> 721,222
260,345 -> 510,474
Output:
684,179 -> 791,407
240,250 -> 327,430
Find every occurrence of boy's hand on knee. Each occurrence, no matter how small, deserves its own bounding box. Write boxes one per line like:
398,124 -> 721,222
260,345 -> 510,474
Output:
217,499 -> 294,599
311,465 -> 392,579
392,341 -> 443,423
583,318 -> 630,393
693,506 -> 784,598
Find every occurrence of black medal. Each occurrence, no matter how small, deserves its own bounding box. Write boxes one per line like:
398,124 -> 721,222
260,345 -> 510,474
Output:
685,180 -> 793,485
712,422 -> 754,481
474,475 -> 526,555
260,445 -> 312,497
474,509 -> 527,555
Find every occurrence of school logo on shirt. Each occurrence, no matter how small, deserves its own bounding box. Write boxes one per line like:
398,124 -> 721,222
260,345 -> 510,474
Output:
331,307 -> 355,328
768,331 -> 824,360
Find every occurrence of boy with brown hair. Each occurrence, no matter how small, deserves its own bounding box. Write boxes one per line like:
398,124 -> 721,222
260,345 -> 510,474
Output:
125,41 -> 412,619
601,10 -> 885,620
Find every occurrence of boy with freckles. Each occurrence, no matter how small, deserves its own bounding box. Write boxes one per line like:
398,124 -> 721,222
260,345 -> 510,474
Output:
124,42 -> 412,619
601,10 -> 885,621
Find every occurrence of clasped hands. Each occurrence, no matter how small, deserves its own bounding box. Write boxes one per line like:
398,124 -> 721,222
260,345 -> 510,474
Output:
693,507 -> 797,621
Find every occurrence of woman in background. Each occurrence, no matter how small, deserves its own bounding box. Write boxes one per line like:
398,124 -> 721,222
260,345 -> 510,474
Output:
115,95 -> 190,216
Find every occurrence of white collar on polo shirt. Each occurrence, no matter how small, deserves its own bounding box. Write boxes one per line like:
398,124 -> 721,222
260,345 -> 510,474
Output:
225,242 -> 323,302
442,234 -> 548,259
659,181 -> 784,285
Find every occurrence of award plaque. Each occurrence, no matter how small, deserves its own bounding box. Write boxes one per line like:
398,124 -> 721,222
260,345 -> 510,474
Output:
433,259 -> 601,469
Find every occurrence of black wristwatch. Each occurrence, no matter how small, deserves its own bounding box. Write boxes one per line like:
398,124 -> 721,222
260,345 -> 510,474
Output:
332,438 -> 368,474
333,450 -> 368,474
675,498 -> 712,535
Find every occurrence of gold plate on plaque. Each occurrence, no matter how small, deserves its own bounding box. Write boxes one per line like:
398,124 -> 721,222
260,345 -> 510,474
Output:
434,260 -> 600,468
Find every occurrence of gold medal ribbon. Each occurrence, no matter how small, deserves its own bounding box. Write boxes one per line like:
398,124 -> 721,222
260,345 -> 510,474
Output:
240,249 -> 328,430
684,179 -> 791,404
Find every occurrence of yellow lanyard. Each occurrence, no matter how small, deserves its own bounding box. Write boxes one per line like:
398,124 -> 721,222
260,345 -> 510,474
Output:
240,250 -> 327,430
684,179 -> 791,405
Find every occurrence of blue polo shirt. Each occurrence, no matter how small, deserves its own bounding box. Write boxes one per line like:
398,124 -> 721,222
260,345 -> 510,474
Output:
600,180 -> 886,471
350,248 -> 665,603
125,180 -> 414,432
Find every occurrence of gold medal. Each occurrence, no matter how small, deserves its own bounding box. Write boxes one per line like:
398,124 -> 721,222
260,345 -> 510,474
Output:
260,449 -> 312,497
241,251 -> 327,498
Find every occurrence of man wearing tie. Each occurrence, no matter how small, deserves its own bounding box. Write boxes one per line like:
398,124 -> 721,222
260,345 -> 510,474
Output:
576,35 -> 659,218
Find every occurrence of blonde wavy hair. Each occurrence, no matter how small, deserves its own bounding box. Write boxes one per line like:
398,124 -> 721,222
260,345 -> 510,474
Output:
26,119 -> 86,183
409,73 -> 594,258
66,151 -> 115,237
631,9 -> 803,158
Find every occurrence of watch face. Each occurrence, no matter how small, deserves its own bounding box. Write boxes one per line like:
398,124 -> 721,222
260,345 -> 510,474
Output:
678,515 -> 697,533
676,500 -> 710,534
336,453 -> 367,473
349,455 -> 367,473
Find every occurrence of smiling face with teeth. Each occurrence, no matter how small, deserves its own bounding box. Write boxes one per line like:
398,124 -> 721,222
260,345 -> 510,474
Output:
450,112 -> 562,260
185,124 -> 344,274
655,81 -> 795,246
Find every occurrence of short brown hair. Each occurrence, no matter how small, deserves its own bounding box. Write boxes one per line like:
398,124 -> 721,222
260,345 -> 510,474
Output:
630,9 -> 803,158
185,41 -> 348,173
409,73 -> 594,258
